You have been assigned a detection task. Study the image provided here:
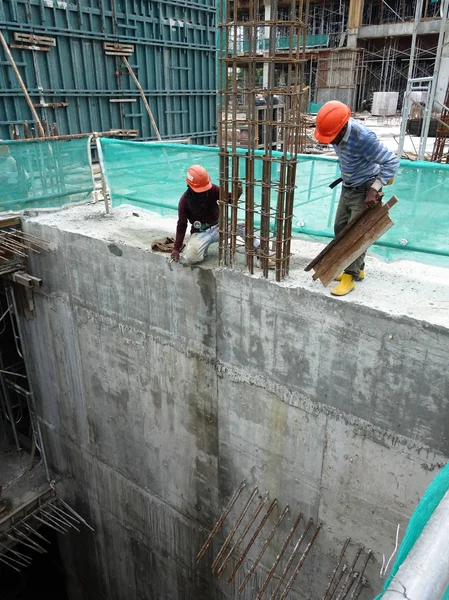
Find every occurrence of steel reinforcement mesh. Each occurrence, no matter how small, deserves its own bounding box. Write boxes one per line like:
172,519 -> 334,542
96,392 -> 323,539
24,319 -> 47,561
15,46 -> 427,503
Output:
0,138 -> 94,212
100,138 -> 449,266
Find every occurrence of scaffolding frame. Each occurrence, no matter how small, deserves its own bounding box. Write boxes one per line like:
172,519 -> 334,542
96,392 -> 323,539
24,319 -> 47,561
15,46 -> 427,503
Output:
397,0 -> 449,159
358,36 -> 440,110
362,0 -> 442,26
430,77 -> 449,160
307,0 -> 348,48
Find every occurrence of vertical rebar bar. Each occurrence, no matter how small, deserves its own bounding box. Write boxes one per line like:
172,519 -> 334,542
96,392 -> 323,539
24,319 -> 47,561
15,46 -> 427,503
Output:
323,538 -> 351,600
218,0 -> 306,279
212,486 -> 259,572
256,512 -> 303,600
239,506 -> 289,594
278,522 -> 323,600
227,498 -> 278,584
334,546 -> 364,600
196,480 -> 246,562
217,492 -> 269,578
268,517 -> 313,600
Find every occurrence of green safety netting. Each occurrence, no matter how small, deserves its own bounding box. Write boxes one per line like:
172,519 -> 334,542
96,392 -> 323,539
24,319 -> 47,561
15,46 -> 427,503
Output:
0,138 -> 94,212
374,462 -> 449,599
100,138 -> 449,266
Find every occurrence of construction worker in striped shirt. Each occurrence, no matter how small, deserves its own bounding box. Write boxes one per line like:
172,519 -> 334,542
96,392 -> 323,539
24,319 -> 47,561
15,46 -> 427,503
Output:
314,101 -> 399,297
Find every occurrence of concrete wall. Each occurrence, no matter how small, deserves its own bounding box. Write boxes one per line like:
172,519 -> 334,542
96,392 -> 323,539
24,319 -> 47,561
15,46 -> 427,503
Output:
20,220 -> 448,600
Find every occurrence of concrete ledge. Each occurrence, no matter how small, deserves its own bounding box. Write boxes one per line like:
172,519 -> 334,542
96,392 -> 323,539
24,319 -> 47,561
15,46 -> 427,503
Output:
359,19 -> 443,39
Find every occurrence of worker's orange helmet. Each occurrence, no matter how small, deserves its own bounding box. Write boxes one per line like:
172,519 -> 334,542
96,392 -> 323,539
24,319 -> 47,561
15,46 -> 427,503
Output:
314,101 -> 351,144
186,165 -> 212,193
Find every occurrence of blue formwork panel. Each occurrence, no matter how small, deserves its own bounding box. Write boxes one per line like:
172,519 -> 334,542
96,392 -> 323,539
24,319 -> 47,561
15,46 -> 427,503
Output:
0,0 -> 217,143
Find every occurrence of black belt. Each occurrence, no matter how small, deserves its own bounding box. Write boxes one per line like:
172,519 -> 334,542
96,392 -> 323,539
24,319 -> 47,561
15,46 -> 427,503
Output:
329,177 -> 343,189
330,177 -> 377,190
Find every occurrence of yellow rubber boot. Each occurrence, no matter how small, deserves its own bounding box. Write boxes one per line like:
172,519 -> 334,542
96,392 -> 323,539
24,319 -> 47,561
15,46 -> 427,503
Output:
334,269 -> 365,282
331,273 -> 355,296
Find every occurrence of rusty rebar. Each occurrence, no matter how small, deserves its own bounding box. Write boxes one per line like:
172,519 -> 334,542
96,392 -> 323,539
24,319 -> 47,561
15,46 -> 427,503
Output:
0,232 -> 41,254
9,229 -> 50,247
329,564 -> 349,600
323,538 -> 351,600
0,237 -> 27,256
217,492 -> 269,578
333,546 -> 365,600
245,156 -> 255,274
7,229 -> 50,251
212,486 -> 259,572
218,0 -> 307,279
278,521 -> 323,600
256,511 -> 303,600
196,479 -> 246,563
349,550 -> 372,600
227,498 -> 278,584
239,505 -> 289,594
339,572 -> 359,600
269,517 -> 313,600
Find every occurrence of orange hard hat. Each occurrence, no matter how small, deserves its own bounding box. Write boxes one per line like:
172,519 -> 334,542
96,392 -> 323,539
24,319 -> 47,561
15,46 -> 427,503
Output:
314,101 -> 351,144
186,165 -> 212,193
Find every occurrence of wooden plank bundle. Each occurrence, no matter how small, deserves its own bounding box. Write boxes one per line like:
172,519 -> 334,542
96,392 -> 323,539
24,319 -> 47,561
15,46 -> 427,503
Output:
305,196 -> 398,286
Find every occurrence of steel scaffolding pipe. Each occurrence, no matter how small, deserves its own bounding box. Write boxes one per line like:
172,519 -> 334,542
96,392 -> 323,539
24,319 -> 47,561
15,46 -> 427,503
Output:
382,489 -> 449,600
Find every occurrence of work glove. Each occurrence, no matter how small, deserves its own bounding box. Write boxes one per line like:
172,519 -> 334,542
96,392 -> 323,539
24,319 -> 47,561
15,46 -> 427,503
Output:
171,249 -> 180,261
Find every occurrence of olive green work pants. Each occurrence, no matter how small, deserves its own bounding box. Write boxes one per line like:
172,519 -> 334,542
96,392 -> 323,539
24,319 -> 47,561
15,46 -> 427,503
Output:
333,179 -> 375,277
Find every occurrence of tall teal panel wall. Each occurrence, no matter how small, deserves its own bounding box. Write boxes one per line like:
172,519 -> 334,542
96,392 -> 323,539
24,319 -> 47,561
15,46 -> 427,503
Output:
0,0 -> 217,143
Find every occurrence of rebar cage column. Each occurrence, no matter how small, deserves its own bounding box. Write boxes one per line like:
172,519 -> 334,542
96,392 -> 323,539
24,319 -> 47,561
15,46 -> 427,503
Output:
218,0 -> 308,281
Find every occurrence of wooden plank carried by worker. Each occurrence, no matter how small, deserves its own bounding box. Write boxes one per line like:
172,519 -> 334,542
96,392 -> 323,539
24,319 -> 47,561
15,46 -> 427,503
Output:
305,196 -> 398,286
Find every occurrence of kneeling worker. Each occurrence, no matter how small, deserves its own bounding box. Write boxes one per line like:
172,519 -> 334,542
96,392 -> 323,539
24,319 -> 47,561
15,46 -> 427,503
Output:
171,165 -> 262,266
314,101 -> 399,296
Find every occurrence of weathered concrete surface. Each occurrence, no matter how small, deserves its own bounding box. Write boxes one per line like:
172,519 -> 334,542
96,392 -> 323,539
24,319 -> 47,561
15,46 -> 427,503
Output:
358,20 -> 443,39
19,211 -> 448,600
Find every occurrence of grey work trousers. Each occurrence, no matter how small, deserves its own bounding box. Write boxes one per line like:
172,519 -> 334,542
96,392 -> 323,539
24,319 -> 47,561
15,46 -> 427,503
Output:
334,179 -> 375,277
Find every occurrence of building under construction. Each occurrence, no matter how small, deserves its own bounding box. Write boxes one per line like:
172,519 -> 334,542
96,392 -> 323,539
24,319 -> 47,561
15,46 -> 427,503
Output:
231,0 -> 449,114
1,1 -> 449,599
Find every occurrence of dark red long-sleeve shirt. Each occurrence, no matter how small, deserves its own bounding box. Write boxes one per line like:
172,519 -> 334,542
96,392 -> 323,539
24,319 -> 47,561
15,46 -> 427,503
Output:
174,184 -> 220,251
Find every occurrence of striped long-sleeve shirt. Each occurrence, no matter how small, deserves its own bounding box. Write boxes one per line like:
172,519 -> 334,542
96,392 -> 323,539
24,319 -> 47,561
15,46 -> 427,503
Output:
333,119 -> 399,188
